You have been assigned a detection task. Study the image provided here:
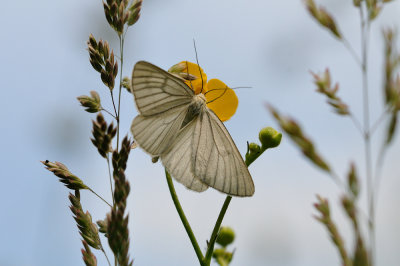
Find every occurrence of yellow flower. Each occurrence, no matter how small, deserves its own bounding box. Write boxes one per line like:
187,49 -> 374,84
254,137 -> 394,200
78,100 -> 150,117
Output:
169,61 -> 238,122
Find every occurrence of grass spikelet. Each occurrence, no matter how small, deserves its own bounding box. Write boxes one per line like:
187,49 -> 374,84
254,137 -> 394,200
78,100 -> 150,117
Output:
41,160 -> 88,190
107,136 -> 133,266
91,113 -> 117,158
81,240 -> 98,266
69,193 -> 102,250
311,69 -> 350,115
87,35 -> 118,90
314,195 -> 351,266
267,105 -> 331,172
77,91 -> 102,113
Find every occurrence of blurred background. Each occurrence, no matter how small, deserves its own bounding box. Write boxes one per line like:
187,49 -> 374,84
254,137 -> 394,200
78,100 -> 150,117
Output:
1,0 -> 400,265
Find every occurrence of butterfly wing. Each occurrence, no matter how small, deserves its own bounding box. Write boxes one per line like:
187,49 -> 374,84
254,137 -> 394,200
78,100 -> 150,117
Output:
131,105 -> 189,155
161,119 -> 209,192
192,108 -> 255,197
131,61 -> 195,155
131,61 -> 194,116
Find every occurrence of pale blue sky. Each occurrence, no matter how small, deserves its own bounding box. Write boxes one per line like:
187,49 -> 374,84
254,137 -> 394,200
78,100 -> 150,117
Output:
1,0 -> 400,265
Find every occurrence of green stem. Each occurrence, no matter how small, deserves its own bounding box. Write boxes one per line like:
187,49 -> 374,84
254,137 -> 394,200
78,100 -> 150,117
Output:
370,107 -> 390,136
107,154 -> 115,205
116,35 -> 124,152
203,196 -> 232,265
343,37 -> 362,67
102,108 -> 118,120
165,170 -> 205,265
110,90 -> 118,119
204,156 -> 255,265
373,144 -> 388,206
349,113 -> 364,136
88,188 -> 112,208
165,140 -> 259,265
360,4 -> 374,265
101,247 -> 112,266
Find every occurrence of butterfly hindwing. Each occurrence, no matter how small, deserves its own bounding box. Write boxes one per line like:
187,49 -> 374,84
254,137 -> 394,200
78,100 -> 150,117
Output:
161,118 -> 209,192
192,108 -> 255,197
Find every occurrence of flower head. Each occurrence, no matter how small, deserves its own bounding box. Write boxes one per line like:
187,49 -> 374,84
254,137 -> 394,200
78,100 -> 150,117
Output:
169,61 -> 238,122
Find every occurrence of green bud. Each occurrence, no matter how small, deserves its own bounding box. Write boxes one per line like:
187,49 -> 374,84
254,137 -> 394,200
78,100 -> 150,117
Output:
216,226 -> 235,247
259,127 -> 282,149
248,142 -> 261,154
213,248 -> 226,258
212,248 -> 234,265
168,62 -> 187,74
245,142 -> 261,166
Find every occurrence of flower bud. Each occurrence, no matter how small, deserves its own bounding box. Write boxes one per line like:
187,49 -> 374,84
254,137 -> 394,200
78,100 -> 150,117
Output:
212,248 -> 233,264
259,127 -> 282,149
168,62 -> 186,74
216,226 -> 235,247
248,142 -> 261,154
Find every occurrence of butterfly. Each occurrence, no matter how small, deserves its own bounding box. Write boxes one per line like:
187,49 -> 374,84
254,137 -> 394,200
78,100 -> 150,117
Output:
130,61 -> 254,197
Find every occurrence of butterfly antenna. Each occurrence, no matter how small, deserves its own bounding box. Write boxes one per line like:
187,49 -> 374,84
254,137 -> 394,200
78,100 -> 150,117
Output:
205,86 -> 252,104
205,86 -> 229,104
193,39 -> 205,94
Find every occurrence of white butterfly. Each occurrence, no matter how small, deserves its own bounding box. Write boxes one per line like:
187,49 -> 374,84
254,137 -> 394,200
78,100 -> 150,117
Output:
130,61 -> 254,197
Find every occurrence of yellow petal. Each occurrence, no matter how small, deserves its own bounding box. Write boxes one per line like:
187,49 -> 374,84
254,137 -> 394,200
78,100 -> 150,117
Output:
179,61 -> 208,94
205,79 -> 238,122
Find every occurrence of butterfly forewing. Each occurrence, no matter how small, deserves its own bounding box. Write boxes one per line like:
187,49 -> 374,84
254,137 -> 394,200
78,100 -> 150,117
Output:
131,104 -> 189,155
131,61 -> 194,116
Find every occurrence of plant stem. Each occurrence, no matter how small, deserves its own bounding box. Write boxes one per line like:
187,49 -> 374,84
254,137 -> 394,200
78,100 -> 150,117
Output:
360,4 -> 375,265
88,188 -> 112,208
373,144 -> 388,217
101,247 -> 112,266
370,107 -> 390,136
204,156 -> 255,265
107,154 -> 115,205
350,113 -> 364,136
343,37 -> 362,67
102,108 -> 118,120
203,196 -> 232,266
110,91 -> 118,119
165,171 -> 205,266
116,35 -> 124,152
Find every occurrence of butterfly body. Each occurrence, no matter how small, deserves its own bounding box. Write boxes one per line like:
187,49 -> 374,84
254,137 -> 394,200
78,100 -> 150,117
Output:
130,61 -> 254,197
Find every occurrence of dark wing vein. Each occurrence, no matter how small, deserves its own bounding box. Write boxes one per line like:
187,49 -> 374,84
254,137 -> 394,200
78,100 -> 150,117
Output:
192,109 -> 255,197
131,61 -> 194,116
